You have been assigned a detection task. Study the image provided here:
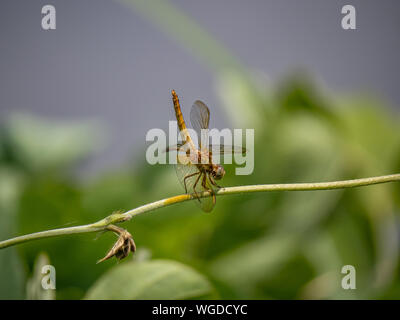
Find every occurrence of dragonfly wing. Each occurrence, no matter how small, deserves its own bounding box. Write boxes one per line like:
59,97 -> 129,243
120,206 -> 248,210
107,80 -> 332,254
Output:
190,100 -> 210,150
196,173 -> 217,213
175,159 -> 200,193
209,144 -> 247,155
165,143 -> 186,153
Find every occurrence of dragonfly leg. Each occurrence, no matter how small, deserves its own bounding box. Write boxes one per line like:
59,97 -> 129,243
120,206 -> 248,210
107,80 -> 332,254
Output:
202,175 -> 216,205
192,173 -> 202,202
183,172 -> 200,194
209,175 -> 222,189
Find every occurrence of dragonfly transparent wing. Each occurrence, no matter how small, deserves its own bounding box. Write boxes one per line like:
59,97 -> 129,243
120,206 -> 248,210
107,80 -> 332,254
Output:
196,173 -> 217,213
165,143 -> 186,153
209,144 -> 247,155
190,100 -> 210,151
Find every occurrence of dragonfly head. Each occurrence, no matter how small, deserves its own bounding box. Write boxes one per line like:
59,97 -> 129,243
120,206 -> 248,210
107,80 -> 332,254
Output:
212,164 -> 225,180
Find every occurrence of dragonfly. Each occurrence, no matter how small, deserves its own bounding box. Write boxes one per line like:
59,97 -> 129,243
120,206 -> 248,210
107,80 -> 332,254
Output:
166,90 -> 246,212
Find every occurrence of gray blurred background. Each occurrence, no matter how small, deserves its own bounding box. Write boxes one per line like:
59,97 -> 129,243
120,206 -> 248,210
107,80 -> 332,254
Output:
1,0 -> 399,174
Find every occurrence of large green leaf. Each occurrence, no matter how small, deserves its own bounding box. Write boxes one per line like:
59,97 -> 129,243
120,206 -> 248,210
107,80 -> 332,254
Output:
85,259 -> 215,300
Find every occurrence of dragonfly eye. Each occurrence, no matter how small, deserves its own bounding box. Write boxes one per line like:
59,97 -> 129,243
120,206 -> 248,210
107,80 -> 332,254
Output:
213,165 -> 225,180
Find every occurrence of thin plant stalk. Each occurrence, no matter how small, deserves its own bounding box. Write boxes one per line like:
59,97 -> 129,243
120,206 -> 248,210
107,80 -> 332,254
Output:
0,173 -> 399,250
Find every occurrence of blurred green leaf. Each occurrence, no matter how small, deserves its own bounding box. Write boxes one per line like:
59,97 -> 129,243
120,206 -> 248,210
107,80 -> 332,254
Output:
5,113 -> 104,172
85,259 -> 215,299
209,233 -> 297,296
0,166 -> 25,299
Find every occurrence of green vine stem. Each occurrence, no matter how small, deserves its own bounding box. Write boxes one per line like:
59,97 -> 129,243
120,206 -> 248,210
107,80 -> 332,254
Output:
1,173 -> 399,250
